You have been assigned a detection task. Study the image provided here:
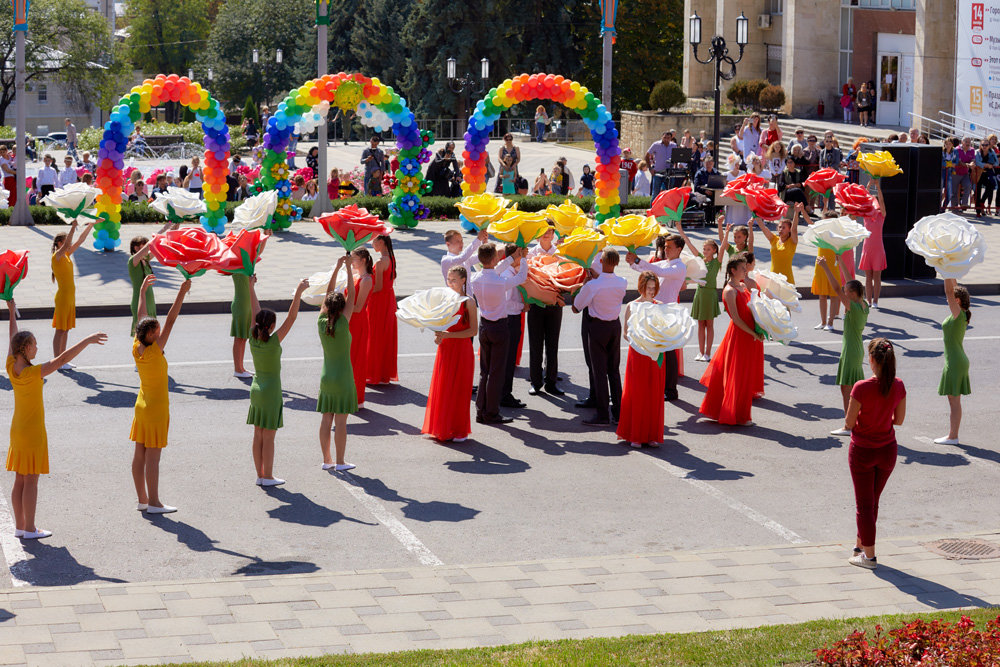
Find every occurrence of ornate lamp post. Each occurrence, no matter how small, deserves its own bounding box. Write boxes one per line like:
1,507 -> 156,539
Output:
447,57 -> 489,130
689,11 -> 749,166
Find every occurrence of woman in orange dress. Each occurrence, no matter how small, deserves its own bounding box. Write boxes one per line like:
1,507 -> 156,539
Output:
617,271 -> 667,448
422,267 -> 478,442
700,254 -> 763,426
349,248 -> 373,407
366,234 -> 398,385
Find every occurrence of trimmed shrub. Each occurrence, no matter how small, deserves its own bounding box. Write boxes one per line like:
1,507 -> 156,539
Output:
649,80 -> 686,112
727,79 -> 769,109
242,96 -> 258,124
759,85 -> 786,111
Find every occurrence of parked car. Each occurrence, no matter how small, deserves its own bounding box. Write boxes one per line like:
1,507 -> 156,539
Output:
36,131 -> 67,148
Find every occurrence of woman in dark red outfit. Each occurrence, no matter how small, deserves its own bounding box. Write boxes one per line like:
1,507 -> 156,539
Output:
349,249 -> 373,407
841,337 -> 906,570
617,271 -> 666,448
366,234 -> 398,385
422,267 -> 478,442
700,253 -> 762,426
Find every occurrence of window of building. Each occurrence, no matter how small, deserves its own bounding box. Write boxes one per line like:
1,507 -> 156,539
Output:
766,44 -> 782,85
769,0 -> 783,14
37,84 -> 47,105
839,7 -> 853,92
842,0 -> 914,8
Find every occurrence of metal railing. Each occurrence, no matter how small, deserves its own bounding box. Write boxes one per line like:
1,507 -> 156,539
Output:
912,110 -> 1000,142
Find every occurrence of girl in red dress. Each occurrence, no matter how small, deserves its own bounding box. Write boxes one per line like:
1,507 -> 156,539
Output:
366,234 -> 398,385
349,248 -> 373,407
700,253 -> 763,426
422,267 -> 478,442
617,271 -> 667,448
742,252 -> 765,398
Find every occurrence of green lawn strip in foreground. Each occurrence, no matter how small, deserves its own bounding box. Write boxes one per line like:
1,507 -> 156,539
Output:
148,606 -> 999,666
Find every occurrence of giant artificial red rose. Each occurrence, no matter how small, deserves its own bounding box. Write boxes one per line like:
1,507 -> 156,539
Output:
316,205 -> 392,252
217,229 -> 269,276
518,254 -> 586,307
743,185 -> 789,221
834,183 -> 878,218
722,172 -> 769,203
805,168 -> 846,196
0,249 -> 29,301
149,227 -> 226,279
647,186 -> 691,223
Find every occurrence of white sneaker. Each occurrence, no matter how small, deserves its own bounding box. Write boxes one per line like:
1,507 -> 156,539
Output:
259,478 -> 285,487
813,323 -> 825,330
357,402 -> 365,410
14,529 -> 23,538
20,529 -> 52,540
136,503 -> 148,512
334,463 -> 356,472
830,428 -> 851,436
255,478 -> 263,486
59,363 -> 75,371
871,302 -> 879,310
933,436 -> 960,445
647,442 -> 660,448
321,463 -> 336,470
233,371 -> 254,379
451,437 -> 467,443
146,505 -> 177,514
848,553 -> 877,570
694,353 -> 704,361
824,324 -> 833,332
630,442 -> 642,448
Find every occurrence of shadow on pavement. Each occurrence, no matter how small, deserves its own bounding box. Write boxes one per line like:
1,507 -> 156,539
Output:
60,369 -> 137,408
0,609 -> 13,623
350,408 -> 422,437
873,564 -> 993,610
337,472 -> 480,523
502,419 -> 630,458
362,383 -> 429,409
643,443 -> 754,482
897,443 -> 970,468
14,542 -> 127,587
262,487 -> 378,528
440,441 -> 531,475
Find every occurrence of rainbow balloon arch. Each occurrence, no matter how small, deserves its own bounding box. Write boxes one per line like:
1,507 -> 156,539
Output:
94,74 -> 231,249
460,73 -> 622,223
259,72 -> 434,229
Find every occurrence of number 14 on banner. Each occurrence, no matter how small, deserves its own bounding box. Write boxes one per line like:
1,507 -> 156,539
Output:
13,0 -> 29,31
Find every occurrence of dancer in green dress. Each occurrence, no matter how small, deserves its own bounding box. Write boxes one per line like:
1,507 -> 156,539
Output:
247,275 -> 309,487
127,223 -> 173,335
934,279 -> 971,445
678,222 -> 730,362
316,253 -> 358,472
231,273 -> 253,378
818,255 -> 868,436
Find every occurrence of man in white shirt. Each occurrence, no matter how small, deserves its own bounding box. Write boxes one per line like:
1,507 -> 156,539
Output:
500,245 -> 528,408
626,234 -> 686,400
572,250 -> 627,425
441,228 -> 488,283
526,226 -> 565,396
470,243 -> 528,425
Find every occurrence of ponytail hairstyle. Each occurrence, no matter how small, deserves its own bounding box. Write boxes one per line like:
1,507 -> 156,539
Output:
447,266 -> 468,295
135,317 -> 160,346
954,285 -> 971,323
654,235 -> 667,260
11,331 -> 35,364
352,248 -> 373,275
51,233 -> 68,282
323,292 -> 347,337
726,254 -> 748,280
867,337 -> 897,396
252,309 -> 277,342
130,236 -> 149,256
376,234 -> 396,280
845,279 -> 864,299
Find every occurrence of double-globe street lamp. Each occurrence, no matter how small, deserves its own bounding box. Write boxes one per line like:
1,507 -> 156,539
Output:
447,57 -> 490,137
689,11 -> 749,167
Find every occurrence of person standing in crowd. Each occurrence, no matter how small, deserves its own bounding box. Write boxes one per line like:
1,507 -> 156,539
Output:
974,140 -> 997,217
77,151 -> 96,175
633,160 -> 652,197
617,270 -> 666,448
761,116 -> 782,150
952,137 -> 975,211
578,165 -> 595,197
621,148 -> 638,190
934,279 -> 971,446
51,220 -> 95,362
802,135 -> 822,178
306,146 -> 319,177
36,154 -> 58,198
534,105 -> 550,143
856,83 -> 873,128
765,141 -> 787,183
841,338 -> 905,570
347,249 -> 374,407
941,137 -> 958,211
737,113 -> 763,157
678,220 -> 729,362
59,155 -> 78,187
858,180 -> 887,308
183,156 -> 204,198
64,118 -> 78,160
573,250 -> 627,426
366,234 -> 398,385
242,116 -> 258,149
692,155 -> 719,219
500,244 -> 527,410
361,136 -> 387,196
527,226 -> 564,396
0,146 -> 16,206
128,222 -> 175,336
841,78 -> 856,124
755,203 -> 801,284
441,228 -> 487,282
645,130 -> 676,198
317,255 -> 358,472
533,168 -> 549,195
787,128 -> 808,154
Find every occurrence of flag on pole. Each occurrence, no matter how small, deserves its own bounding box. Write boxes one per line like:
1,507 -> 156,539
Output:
316,0 -> 329,25
599,0 -> 617,36
13,0 -> 29,32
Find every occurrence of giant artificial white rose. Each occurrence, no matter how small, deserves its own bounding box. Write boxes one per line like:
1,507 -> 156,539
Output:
905,212 -> 987,279
233,190 -> 278,230
0,185 -> 9,210
150,186 -> 208,222
627,301 -> 695,361
749,269 -> 802,312
749,289 -> 798,344
802,215 -> 870,255
42,182 -> 99,222
396,287 -> 469,331
681,250 -> 707,287
302,268 -> 348,306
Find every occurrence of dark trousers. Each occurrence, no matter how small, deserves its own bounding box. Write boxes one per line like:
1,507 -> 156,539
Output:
663,349 -> 679,399
581,307 -> 595,401
849,442 -> 897,546
502,314 -> 523,399
975,172 -> 996,212
476,317 -> 509,421
587,317 -> 622,421
528,305 -> 562,388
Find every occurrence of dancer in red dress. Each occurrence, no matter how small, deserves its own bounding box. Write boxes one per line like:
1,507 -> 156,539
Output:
348,249 -> 373,407
422,267 -> 478,442
366,234 -> 398,385
700,253 -> 762,426
742,252 -> 765,398
617,271 -> 667,448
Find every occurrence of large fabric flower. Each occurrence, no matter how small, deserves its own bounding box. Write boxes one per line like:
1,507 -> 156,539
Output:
682,253 -> 708,286
743,186 -> 789,221
233,190 -> 278,230
905,212 -> 987,279
544,199 -> 590,238
149,227 -> 226,279
0,249 -> 29,300
627,302 -> 695,362
556,227 -> 607,269
217,229 -> 269,276
722,172 -> 769,203
833,183 -> 877,218
488,209 -> 550,248
316,205 -> 392,252
599,215 -> 661,253
396,287 -> 468,331
802,216 -> 870,255
302,268 -> 348,306
749,289 -> 798,343
150,187 -> 208,223
804,168 -> 846,196
749,269 -> 802,312
42,183 -> 99,223
647,187 -> 691,223
518,254 -> 586,307
859,151 -> 903,179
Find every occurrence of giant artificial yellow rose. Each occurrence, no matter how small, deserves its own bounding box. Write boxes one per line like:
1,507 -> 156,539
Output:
455,193 -> 511,231
488,209 -> 550,247
858,151 -> 903,179
556,227 -> 607,269
598,214 -> 660,252
544,199 -> 590,238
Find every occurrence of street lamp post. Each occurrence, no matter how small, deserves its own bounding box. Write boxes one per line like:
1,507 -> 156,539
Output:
446,57 -> 489,137
689,12 -> 749,167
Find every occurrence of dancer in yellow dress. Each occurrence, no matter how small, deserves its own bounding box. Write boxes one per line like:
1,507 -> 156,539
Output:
754,201 -> 802,284
803,209 -> 843,331
130,275 -> 191,514
51,220 -> 96,365
5,298 -> 107,540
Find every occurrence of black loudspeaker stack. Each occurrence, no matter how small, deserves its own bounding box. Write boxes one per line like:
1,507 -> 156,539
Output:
860,143 -> 940,280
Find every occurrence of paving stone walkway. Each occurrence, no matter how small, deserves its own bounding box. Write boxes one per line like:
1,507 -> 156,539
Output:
1,531 -> 999,666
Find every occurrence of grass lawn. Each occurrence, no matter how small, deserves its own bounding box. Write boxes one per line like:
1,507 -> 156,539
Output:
153,606 -> 999,666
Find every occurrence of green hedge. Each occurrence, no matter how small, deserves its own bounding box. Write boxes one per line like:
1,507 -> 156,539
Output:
0,195 -> 653,226
77,122 -> 247,153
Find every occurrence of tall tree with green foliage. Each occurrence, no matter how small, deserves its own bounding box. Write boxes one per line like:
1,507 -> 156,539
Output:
350,0 -> 414,89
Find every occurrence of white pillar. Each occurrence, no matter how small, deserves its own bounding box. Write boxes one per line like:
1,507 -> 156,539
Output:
601,31 -> 613,112
10,29 -> 32,226
312,21 -> 332,218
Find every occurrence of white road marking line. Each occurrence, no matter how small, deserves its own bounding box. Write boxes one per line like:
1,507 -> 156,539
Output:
335,474 -> 444,567
647,458 -> 809,545
0,492 -> 29,587
913,436 -> 1000,472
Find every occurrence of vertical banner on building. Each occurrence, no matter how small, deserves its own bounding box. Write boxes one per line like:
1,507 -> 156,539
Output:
12,0 -> 29,31
955,0 -> 1000,133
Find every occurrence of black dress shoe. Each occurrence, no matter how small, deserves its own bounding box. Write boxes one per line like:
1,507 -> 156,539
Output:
500,396 -> 525,408
527,386 -> 542,396
482,416 -> 513,425
665,393 -> 679,402
471,385 -> 478,395
582,417 -> 611,426
575,398 -> 596,409
544,384 -> 565,396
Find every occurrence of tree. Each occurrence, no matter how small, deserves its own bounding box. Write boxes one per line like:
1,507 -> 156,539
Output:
350,0 -> 414,89
0,0 -> 128,125
649,80 -> 686,112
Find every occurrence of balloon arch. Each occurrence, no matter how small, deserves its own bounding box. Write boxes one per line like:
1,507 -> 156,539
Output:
259,72 -> 433,229
460,73 -> 621,222
94,74 -> 231,249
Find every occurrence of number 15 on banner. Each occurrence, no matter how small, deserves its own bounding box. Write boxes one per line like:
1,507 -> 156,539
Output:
13,0 -> 29,32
